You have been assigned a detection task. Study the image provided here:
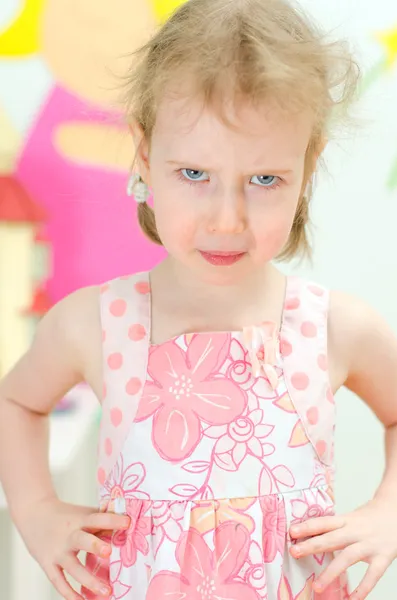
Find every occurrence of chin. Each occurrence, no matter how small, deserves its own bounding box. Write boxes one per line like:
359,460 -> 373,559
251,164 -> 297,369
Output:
196,262 -> 256,287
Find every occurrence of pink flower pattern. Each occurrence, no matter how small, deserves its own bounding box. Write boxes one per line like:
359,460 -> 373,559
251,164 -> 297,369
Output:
291,489 -> 335,565
260,495 -> 287,562
205,407 -> 275,470
96,272 -> 346,600
146,522 -> 259,600
101,455 -> 149,507
113,500 -> 152,568
151,500 -> 185,557
135,334 -> 247,461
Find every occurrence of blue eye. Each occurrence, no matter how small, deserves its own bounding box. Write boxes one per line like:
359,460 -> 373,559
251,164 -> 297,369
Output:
250,175 -> 278,187
181,169 -> 209,182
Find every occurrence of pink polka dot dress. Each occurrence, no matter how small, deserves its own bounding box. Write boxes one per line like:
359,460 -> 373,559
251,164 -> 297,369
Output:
84,272 -> 349,600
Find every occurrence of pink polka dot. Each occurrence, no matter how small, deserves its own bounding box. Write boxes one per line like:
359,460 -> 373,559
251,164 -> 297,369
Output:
284,297 -> 300,310
110,407 -> 123,427
97,467 -> 106,485
301,321 -> 317,338
126,378 -> 142,396
129,324 -> 146,341
108,353 -> 123,370
135,281 -> 150,295
105,438 -> 113,456
308,285 -> 324,297
316,440 -> 327,457
280,339 -> 292,357
100,283 -> 109,294
318,354 -> 327,371
327,387 -> 335,404
291,372 -> 310,390
110,299 -> 127,317
307,406 -> 319,425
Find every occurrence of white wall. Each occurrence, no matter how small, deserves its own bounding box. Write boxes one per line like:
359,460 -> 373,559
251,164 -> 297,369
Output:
291,0 -> 397,596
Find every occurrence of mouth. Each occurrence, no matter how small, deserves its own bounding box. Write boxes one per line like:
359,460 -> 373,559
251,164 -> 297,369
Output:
199,250 -> 246,266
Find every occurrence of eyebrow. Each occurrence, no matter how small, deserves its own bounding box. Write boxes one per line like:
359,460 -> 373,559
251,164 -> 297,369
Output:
166,160 -> 294,175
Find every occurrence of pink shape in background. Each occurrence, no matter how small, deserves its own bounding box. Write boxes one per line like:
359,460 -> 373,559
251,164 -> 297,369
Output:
16,85 -> 165,303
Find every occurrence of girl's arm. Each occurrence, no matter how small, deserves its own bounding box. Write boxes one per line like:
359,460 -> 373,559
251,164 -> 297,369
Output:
0,286 -> 101,522
332,291 -> 397,501
290,290 -> 397,599
0,287 -> 129,600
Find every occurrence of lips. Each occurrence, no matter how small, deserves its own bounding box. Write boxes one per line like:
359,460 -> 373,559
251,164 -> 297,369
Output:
199,251 -> 246,266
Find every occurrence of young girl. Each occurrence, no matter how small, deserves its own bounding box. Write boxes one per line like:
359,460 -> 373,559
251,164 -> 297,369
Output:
1,1 -> 397,599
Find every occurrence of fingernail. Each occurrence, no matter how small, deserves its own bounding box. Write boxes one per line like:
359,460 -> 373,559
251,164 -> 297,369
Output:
294,547 -> 302,557
100,545 -> 111,557
122,517 -> 130,527
99,586 -> 111,596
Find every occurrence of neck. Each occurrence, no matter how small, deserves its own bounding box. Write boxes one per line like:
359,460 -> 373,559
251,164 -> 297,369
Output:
151,256 -> 282,315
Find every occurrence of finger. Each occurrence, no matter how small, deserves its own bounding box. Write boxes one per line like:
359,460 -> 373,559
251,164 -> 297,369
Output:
290,516 -> 345,540
83,512 -> 130,533
61,555 -> 112,598
69,530 -> 112,558
312,544 -> 363,593
290,529 -> 351,558
47,565 -> 84,600
348,558 -> 390,600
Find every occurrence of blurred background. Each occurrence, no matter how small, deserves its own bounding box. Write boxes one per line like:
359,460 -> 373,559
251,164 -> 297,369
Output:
0,0 -> 396,598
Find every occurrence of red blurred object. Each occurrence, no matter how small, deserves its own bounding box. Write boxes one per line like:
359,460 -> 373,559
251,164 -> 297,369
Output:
0,175 -> 45,223
34,227 -> 49,243
25,286 -> 52,317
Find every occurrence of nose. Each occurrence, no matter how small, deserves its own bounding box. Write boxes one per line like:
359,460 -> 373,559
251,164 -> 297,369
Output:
207,189 -> 247,234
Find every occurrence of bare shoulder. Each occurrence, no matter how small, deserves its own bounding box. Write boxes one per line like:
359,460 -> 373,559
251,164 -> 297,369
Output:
48,285 -> 101,340
328,290 -> 397,426
36,285 -> 104,395
0,286 -> 103,413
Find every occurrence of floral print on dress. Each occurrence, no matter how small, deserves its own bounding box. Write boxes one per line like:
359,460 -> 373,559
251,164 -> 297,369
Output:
93,274 -> 345,600
291,488 -> 335,566
278,574 -> 315,600
205,407 -> 275,470
260,495 -> 287,563
102,455 -> 149,507
151,500 -> 186,557
190,497 -> 256,535
146,522 -> 259,600
113,501 -> 152,567
135,334 -> 247,461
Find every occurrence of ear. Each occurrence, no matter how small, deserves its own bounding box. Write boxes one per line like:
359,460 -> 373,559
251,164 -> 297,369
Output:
129,120 -> 151,186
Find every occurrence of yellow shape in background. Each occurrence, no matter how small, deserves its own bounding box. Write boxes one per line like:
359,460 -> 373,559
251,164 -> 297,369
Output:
150,0 -> 187,22
375,25 -> 397,68
0,0 -> 45,57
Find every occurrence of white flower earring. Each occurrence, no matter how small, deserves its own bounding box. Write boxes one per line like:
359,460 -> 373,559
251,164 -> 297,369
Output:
126,173 -> 149,204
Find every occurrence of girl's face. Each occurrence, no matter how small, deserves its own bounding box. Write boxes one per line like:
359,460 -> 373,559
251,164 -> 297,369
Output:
138,94 -> 314,285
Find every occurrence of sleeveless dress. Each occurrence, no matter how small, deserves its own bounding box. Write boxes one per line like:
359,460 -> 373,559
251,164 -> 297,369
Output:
84,271 -> 349,600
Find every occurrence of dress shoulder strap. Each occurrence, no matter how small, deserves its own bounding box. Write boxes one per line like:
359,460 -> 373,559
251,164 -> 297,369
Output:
97,272 -> 151,489
281,277 -> 335,467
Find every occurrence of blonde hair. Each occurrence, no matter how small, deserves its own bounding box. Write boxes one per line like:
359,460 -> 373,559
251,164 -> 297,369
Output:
125,0 -> 360,260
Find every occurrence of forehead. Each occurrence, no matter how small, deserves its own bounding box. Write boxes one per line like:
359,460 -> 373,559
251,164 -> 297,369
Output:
152,93 -> 314,165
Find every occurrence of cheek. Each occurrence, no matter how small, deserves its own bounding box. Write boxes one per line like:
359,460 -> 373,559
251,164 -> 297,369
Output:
251,201 -> 297,257
152,189 -> 198,251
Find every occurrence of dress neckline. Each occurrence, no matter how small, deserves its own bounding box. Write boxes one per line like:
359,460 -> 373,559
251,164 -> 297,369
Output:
147,271 -> 290,348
